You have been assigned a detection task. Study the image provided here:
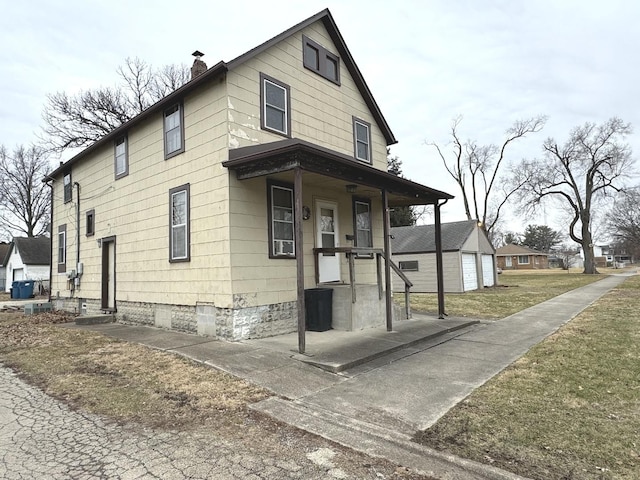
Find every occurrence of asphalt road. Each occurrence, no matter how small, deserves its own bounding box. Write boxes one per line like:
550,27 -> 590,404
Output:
0,364 -> 404,480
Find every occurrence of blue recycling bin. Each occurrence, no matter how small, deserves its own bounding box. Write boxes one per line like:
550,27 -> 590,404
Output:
17,281 -> 34,299
10,281 -> 19,299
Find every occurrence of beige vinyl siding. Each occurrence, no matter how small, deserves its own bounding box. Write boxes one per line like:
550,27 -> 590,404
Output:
391,252 -> 464,293
227,20 -> 388,171
51,79 -> 234,308
228,174 -> 384,307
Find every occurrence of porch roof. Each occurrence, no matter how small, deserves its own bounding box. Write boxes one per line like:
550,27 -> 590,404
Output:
223,139 -> 453,207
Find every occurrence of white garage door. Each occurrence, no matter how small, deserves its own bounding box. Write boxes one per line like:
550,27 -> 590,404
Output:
481,254 -> 495,287
462,254 -> 478,291
13,268 -> 24,281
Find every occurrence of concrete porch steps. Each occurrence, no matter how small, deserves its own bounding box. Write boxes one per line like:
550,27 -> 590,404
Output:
251,396 -> 523,480
75,314 -> 115,326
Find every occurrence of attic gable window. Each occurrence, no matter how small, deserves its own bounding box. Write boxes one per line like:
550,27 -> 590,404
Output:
164,103 -> 184,159
63,171 -> 72,203
303,35 -> 340,85
260,73 -> 291,137
353,117 -> 372,163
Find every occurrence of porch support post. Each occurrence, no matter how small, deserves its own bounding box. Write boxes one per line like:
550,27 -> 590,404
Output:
382,189 -> 393,331
435,200 -> 447,319
294,167 -> 306,354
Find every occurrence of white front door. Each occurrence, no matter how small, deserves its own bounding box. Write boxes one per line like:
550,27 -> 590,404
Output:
316,201 -> 340,283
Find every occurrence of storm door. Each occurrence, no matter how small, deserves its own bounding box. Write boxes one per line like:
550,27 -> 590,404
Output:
316,201 -> 340,283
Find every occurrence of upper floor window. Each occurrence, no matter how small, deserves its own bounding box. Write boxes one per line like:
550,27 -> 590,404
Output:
114,135 -> 128,179
169,184 -> 190,262
260,73 -> 290,137
353,197 -> 372,252
303,35 -> 340,85
267,180 -> 295,258
63,171 -> 72,203
164,103 -> 184,159
353,117 -> 371,163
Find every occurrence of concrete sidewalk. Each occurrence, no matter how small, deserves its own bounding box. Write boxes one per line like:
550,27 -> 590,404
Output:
71,273 -> 633,480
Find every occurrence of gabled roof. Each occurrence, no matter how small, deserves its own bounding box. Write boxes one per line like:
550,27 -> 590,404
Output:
47,9 -> 395,181
391,220 -> 479,254
9,237 -> 51,265
496,244 -> 548,256
0,242 -> 10,267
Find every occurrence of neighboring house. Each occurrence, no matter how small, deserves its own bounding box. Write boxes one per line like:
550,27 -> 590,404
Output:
390,220 -> 497,293
496,244 -> 549,270
0,242 -> 10,290
44,9 -> 452,346
3,237 -> 51,292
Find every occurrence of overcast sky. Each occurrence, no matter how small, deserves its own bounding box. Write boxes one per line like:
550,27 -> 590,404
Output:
1,0 -> 638,236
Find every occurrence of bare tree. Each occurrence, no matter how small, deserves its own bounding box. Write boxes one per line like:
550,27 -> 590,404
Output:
0,145 -> 52,237
430,115 -> 547,236
42,57 -> 190,153
515,118 -> 635,274
607,187 -> 640,259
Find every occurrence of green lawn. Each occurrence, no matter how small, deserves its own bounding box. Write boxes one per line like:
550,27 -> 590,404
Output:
414,273 -> 640,479
408,271 -> 606,319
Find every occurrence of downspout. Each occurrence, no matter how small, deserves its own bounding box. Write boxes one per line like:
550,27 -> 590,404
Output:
435,198 -> 448,319
44,178 -> 54,303
74,182 -> 81,291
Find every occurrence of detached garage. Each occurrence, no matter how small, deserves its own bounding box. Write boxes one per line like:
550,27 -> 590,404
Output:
391,220 -> 497,293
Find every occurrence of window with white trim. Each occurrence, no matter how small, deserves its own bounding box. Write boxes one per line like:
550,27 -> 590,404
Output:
260,73 -> 290,137
169,184 -> 190,262
63,171 -> 72,203
164,103 -> 184,158
115,135 -> 128,178
58,224 -> 66,273
268,180 -> 295,258
518,255 -> 529,264
353,117 -> 371,163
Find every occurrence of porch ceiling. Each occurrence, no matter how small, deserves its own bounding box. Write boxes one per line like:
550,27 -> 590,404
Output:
223,139 -> 453,206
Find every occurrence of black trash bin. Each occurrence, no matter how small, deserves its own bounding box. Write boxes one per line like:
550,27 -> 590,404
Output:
305,288 -> 333,332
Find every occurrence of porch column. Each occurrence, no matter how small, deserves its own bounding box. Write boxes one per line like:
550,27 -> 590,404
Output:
435,200 -> 446,319
382,189 -> 393,331
294,167 -> 306,354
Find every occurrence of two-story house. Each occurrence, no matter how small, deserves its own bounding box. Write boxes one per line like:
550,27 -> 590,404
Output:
45,9 -> 452,352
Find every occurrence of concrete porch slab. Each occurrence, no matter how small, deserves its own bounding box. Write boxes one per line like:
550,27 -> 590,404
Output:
244,314 -> 480,373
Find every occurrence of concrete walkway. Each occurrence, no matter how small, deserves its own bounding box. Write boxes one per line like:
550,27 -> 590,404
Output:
70,273 -> 633,480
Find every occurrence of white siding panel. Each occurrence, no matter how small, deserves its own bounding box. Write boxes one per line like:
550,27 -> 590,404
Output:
462,254 -> 478,291
481,254 -> 495,287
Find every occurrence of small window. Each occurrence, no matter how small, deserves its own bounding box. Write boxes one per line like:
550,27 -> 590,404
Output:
353,117 -> 372,163
169,184 -> 190,262
353,198 -> 372,252
518,255 -> 529,264
399,261 -> 419,272
86,209 -> 95,237
164,103 -> 184,158
267,180 -> 295,258
115,135 -> 128,178
302,35 -> 340,85
63,171 -> 72,203
260,73 -> 291,137
58,224 -> 66,273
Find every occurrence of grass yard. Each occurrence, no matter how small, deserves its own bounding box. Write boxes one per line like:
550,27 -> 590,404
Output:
409,270 -> 612,319
414,274 -> 640,479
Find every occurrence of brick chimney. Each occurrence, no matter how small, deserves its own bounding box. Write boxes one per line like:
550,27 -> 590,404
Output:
191,50 -> 207,79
